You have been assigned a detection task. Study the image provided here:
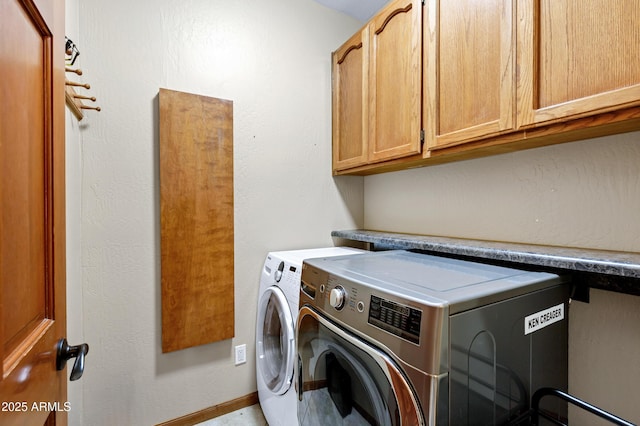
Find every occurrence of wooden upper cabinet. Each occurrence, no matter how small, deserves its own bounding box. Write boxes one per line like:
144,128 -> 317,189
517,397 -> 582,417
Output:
332,0 -> 422,173
369,0 -> 422,162
332,0 -> 640,175
424,0 -> 516,151
333,27 -> 369,171
517,0 -> 640,127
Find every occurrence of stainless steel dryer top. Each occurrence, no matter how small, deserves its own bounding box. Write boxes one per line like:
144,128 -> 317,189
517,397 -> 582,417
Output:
301,249 -> 566,315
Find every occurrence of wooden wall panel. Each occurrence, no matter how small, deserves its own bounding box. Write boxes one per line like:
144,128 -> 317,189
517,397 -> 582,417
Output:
159,88 -> 234,353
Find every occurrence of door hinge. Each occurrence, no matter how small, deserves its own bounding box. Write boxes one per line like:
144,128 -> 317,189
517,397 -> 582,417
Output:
420,129 -> 425,145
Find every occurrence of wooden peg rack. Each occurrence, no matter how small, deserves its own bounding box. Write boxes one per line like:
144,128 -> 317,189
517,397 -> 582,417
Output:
65,67 -> 100,120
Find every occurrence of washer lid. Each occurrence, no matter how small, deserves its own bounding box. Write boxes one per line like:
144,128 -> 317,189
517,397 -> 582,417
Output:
269,247 -> 364,267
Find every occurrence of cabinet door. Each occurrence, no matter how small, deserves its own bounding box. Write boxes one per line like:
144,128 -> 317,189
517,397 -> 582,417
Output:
332,27 -> 369,172
424,0 -> 516,151
518,0 -> 640,127
369,0 -> 422,163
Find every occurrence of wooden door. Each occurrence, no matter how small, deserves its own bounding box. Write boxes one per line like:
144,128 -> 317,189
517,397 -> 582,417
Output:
368,0 -> 422,163
0,0 -> 68,424
518,0 -> 640,127
332,26 -> 369,173
424,0 -> 516,151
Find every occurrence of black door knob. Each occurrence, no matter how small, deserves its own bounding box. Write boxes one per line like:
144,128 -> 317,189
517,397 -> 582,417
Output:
56,338 -> 89,381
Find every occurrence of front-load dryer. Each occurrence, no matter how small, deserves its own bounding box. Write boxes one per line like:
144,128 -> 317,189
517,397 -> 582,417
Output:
256,247 -> 363,426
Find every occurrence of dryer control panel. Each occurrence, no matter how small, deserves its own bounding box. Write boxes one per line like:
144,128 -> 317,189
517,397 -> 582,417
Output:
368,295 -> 422,345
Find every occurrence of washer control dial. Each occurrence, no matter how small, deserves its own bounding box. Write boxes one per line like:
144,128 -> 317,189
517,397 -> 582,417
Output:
329,286 -> 346,310
274,261 -> 285,282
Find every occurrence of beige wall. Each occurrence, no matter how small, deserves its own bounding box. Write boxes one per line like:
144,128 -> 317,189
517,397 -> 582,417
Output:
66,0 -> 363,424
65,2 -> 83,425
365,133 -> 640,252
364,131 -> 640,423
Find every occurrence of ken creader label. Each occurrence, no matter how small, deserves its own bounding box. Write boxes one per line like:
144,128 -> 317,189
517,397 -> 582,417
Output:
524,303 -> 565,335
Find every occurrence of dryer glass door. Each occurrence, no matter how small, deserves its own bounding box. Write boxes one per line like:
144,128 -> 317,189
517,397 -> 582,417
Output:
297,306 -> 424,425
257,286 -> 296,395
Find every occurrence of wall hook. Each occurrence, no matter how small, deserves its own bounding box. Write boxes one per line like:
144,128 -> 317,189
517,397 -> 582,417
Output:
64,37 -> 100,121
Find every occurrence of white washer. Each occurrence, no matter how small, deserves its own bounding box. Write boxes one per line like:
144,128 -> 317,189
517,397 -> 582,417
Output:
256,247 -> 363,426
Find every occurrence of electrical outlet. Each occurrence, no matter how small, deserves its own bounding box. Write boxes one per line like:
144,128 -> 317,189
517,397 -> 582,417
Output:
235,344 -> 246,365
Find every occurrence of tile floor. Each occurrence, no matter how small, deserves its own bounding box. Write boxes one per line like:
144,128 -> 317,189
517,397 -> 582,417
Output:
195,404 -> 267,426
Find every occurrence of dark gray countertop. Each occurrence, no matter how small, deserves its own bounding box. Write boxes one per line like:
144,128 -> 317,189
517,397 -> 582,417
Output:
332,229 -> 640,298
